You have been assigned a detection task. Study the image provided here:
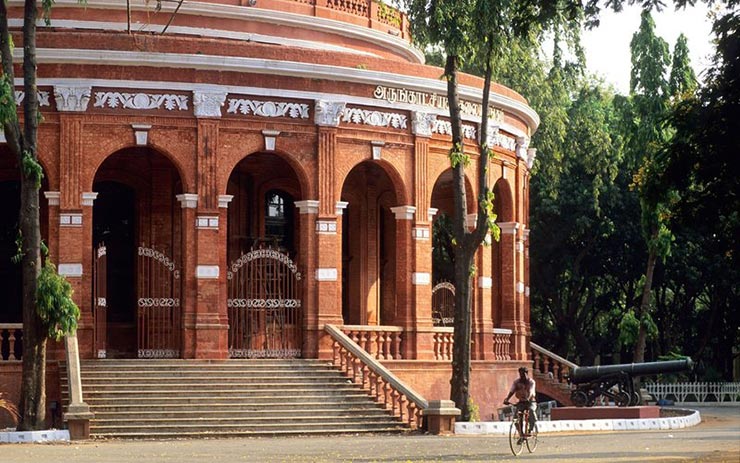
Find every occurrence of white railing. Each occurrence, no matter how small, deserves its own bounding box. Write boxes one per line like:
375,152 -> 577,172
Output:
645,382 -> 740,403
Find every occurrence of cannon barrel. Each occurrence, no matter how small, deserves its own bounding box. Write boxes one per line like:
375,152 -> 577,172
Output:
570,359 -> 693,385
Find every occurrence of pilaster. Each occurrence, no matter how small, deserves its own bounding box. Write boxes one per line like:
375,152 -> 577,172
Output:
390,205 -> 415,359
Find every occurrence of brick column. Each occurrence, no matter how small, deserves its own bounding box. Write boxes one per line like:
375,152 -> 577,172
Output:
313,101 -> 346,359
176,193 -> 199,358
294,199 -> 319,357
474,231 -> 494,360
498,221 -> 526,360
390,205 -> 415,359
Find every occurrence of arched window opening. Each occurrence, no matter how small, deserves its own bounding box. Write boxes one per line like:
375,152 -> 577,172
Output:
264,189 -> 295,253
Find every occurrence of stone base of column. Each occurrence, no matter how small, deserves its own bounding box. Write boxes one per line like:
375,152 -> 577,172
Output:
64,405 -> 94,440
423,400 -> 460,435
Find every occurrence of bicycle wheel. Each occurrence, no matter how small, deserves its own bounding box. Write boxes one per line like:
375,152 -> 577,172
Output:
526,423 -> 539,453
509,419 -> 524,456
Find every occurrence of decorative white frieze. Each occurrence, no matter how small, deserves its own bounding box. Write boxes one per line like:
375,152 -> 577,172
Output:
131,124 -> 152,146
342,107 -> 407,129
517,282 -> 525,294
412,272 -> 431,285
490,132 -> 517,152
498,222 -> 520,235
295,200 -> 319,214
53,86 -> 91,112
412,227 -> 430,240
484,121 -> 500,147
262,130 -> 280,151
60,213 -> 82,227
427,207 -> 438,222
314,100 -> 346,127
58,263 -> 83,277
390,205 -> 416,220
175,193 -> 198,209
371,140 -> 384,160
193,90 -> 227,118
433,119 -> 476,140
516,136 -> 530,161
227,98 -> 309,118
196,216 -> 219,229
218,195 -> 234,209
478,276 -> 493,289
81,192 -> 98,206
316,220 -> 337,234
527,147 -> 537,169
335,201 -> 348,215
196,265 -> 220,279
411,111 -> 436,137
315,268 -> 338,281
94,92 -> 189,111
44,191 -> 60,206
14,90 -> 50,107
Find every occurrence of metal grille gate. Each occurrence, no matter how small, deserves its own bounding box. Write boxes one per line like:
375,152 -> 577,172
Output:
431,281 -> 455,327
137,246 -> 181,358
93,243 -> 107,358
227,247 -> 303,358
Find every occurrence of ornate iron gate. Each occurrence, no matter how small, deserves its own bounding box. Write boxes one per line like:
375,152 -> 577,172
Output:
431,281 -> 455,326
227,247 -> 302,358
93,243 -> 107,358
137,246 -> 181,358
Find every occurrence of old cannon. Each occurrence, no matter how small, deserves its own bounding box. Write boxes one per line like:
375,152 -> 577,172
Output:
568,359 -> 693,407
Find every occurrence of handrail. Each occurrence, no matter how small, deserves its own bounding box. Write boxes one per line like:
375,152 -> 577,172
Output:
325,324 -> 428,427
530,342 -> 578,369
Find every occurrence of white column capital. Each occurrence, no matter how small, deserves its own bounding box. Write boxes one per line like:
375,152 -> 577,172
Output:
81,192 -> 98,207
193,90 -> 227,118
314,100 -> 346,127
295,200 -> 319,214
411,111 -> 436,137
498,222 -> 520,235
53,85 -> 91,112
390,205 -> 416,220
335,201 -> 349,215
516,136 -> 530,161
218,194 -> 234,208
427,207 -> 438,222
176,193 -> 198,209
44,191 -> 60,206
527,147 -> 537,169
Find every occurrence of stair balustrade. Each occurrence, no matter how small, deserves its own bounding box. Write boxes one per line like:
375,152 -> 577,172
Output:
493,328 -> 512,361
0,324 -> 22,361
530,342 -> 577,385
341,325 -> 404,360
326,324 -> 427,429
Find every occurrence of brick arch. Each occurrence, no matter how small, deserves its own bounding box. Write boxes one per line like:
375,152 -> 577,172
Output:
429,168 -> 476,218
85,141 -> 189,193
493,177 -> 514,223
221,149 -> 309,201
338,158 -> 409,208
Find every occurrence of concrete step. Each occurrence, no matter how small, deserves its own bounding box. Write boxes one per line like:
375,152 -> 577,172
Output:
72,376 -> 352,385
91,408 -> 390,420
91,421 -> 405,434
73,394 -> 379,406
88,402 -> 385,412
91,427 -> 406,439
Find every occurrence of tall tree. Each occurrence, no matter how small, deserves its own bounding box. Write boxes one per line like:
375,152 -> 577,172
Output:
624,9 -> 673,364
668,33 -> 697,97
1,0 -> 80,430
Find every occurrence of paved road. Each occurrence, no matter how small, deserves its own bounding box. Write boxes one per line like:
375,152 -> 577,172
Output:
2,407 -> 738,462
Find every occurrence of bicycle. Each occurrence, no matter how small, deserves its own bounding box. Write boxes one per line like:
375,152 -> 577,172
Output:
503,400 -> 539,456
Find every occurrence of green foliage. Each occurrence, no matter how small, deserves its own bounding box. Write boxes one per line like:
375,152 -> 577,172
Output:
479,190 -> 500,242
36,261 -> 80,341
668,34 -> 697,98
467,397 -> 480,422
448,143 -> 470,169
0,74 -> 17,125
618,309 -> 657,347
21,151 -> 44,189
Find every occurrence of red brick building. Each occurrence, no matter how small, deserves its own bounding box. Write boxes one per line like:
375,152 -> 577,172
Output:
0,0 -> 538,422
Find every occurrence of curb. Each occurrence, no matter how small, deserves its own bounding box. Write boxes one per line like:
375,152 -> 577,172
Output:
455,408 -> 701,435
0,429 -> 71,444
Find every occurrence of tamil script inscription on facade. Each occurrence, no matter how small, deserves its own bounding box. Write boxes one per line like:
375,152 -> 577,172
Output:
373,85 -> 504,122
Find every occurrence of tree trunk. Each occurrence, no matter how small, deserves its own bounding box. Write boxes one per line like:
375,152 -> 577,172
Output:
633,235 -> 658,364
450,248 -> 475,421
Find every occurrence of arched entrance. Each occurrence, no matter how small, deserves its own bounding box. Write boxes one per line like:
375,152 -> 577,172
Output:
92,147 -> 183,358
225,152 -> 304,358
340,161 -> 399,326
0,149 -> 48,360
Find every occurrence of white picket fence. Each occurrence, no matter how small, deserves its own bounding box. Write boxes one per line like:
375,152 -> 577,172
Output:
645,382 -> 740,403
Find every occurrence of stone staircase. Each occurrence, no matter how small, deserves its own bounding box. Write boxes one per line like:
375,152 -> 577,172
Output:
61,359 -> 407,438
530,342 -> 578,406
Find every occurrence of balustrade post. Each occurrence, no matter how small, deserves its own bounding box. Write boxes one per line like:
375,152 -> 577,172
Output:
9,330 -> 18,360
368,330 -> 378,358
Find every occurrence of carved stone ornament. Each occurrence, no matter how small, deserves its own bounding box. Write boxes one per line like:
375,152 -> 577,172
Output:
411,111 -> 436,137
227,98 -> 309,119
15,90 -> 50,107
433,120 -> 476,140
53,86 -> 92,112
342,107 -> 407,129
492,133 -> 517,151
527,147 -> 537,169
485,121 -> 500,147
193,91 -> 227,118
516,136 -> 530,161
94,92 -> 189,111
314,100 -> 346,127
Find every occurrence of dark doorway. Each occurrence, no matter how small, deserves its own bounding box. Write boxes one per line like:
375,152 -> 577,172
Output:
93,181 -> 136,357
0,181 -> 21,324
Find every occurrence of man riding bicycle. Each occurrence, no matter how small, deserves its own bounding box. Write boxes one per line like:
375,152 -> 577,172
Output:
503,366 -> 537,440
